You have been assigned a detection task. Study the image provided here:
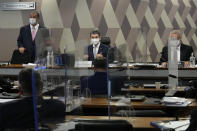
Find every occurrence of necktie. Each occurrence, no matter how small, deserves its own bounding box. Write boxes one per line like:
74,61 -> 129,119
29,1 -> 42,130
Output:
32,27 -> 36,41
93,45 -> 97,59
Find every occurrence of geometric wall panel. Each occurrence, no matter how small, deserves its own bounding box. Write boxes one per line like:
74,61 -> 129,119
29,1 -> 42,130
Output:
0,0 -> 196,62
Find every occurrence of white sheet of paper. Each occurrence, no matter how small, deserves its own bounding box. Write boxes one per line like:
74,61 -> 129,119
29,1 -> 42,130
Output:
75,61 -> 92,68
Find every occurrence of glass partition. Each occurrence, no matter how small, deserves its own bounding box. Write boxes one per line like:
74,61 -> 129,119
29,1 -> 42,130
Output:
166,35 -> 179,96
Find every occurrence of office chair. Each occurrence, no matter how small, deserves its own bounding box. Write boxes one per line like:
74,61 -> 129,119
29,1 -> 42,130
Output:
10,49 -> 31,64
69,119 -> 133,131
60,53 -> 75,67
185,80 -> 197,99
100,37 -> 111,46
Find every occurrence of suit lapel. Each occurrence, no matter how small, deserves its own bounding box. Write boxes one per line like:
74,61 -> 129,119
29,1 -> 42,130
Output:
180,44 -> 184,61
98,44 -> 103,54
26,25 -> 33,41
90,45 -> 94,58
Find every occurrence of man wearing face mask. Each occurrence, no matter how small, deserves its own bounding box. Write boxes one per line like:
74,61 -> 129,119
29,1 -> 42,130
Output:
160,30 -> 194,68
84,30 -> 108,61
17,11 -> 49,63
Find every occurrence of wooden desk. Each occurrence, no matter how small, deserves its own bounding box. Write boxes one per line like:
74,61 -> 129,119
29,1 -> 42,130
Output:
1,64 -> 197,78
122,86 -> 185,93
81,98 -> 196,116
66,115 -> 178,131
82,97 -> 196,109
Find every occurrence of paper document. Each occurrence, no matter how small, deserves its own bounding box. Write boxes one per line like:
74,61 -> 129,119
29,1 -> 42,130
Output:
162,97 -> 191,107
151,119 -> 190,131
0,99 -> 15,103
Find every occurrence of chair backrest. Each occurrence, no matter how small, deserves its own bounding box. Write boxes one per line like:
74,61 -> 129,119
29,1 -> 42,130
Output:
72,119 -> 133,131
101,37 -> 111,46
10,49 -> 30,64
60,53 -> 75,67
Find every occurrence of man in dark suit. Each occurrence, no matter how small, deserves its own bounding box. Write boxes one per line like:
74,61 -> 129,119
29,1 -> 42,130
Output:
81,57 -> 123,96
84,30 -> 108,61
0,68 -> 65,129
17,11 -> 49,63
160,30 -> 194,68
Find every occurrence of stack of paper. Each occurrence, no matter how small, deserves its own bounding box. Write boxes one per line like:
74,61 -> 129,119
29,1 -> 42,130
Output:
162,97 -> 191,107
151,119 -> 190,131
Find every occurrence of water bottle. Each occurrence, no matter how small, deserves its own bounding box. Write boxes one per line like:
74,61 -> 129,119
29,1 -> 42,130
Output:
46,51 -> 51,67
190,53 -> 195,68
51,50 -> 54,68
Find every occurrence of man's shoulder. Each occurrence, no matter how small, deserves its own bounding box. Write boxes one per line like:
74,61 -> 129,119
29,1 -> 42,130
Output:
38,25 -> 48,30
82,74 -> 96,83
88,44 -> 93,48
0,98 -> 30,110
181,43 -> 192,48
20,24 -> 30,29
163,45 -> 168,49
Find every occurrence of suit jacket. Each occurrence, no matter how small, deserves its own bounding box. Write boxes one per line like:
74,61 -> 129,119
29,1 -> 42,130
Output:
17,24 -> 49,63
80,72 -> 123,96
186,109 -> 197,131
160,43 -> 193,64
87,43 -> 109,61
0,97 -> 65,129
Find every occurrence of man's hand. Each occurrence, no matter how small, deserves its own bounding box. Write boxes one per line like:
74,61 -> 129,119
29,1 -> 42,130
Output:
83,55 -> 89,60
184,61 -> 190,68
19,47 -> 25,54
161,62 -> 167,68
96,53 -> 103,58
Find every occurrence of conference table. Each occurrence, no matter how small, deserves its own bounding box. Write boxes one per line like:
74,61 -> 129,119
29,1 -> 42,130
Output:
65,115 -> 187,131
0,64 -> 197,78
122,86 -> 186,97
81,97 -> 197,116
122,86 -> 185,93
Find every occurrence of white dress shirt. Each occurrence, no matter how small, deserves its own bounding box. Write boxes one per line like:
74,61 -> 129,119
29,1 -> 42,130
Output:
177,44 -> 180,62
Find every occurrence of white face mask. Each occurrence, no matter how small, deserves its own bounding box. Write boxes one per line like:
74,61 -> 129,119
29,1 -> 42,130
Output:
91,38 -> 100,45
29,18 -> 37,25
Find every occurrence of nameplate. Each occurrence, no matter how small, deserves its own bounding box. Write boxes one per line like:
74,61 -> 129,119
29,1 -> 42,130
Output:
74,61 -> 92,68
0,2 -> 36,10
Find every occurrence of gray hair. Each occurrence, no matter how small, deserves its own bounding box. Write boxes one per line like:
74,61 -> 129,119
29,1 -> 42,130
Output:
170,30 -> 182,39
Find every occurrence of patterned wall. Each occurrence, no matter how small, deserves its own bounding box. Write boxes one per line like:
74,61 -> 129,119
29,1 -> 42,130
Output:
0,0 -> 197,62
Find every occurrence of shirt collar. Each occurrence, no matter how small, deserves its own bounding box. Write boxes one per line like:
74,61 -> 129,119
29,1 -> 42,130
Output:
93,42 -> 100,48
30,23 -> 39,29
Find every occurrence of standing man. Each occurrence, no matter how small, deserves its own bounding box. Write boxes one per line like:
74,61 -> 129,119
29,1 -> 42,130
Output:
84,30 -> 108,61
160,30 -> 194,68
17,11 -> 49,63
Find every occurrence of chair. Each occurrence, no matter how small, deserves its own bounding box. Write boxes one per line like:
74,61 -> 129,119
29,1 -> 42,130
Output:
185,80 -> 197,99
10,49 -> 31,64
101,37 -> 111,46
70,119 -> 133,131
60,53 -> 75,67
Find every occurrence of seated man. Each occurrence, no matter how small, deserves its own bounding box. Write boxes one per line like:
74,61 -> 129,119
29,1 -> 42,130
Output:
160,30 -> 194,68
186,109 -> 197,131
84,30 -> 109,61
81,57 -> 123,96
0,68 -> 65,129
